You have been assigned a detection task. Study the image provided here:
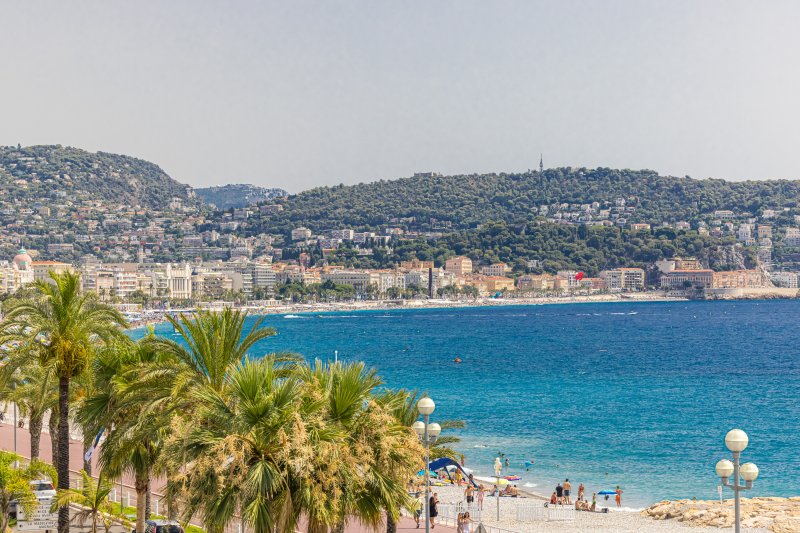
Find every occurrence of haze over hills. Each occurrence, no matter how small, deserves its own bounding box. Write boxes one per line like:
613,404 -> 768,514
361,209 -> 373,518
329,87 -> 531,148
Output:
194,184 -> 288,210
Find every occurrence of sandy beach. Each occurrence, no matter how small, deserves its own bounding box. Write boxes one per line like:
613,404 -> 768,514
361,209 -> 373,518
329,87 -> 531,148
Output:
126,292 -> 686,330
426,483 -> 771,532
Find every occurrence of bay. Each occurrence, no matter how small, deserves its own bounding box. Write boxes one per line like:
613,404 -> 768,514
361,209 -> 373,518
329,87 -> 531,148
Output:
135,299 -> 800,508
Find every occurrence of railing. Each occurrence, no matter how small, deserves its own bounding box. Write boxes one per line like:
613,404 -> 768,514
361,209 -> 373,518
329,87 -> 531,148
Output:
515,502 -> 547,521
547,504 -> 576,521
475,524 -> 523,533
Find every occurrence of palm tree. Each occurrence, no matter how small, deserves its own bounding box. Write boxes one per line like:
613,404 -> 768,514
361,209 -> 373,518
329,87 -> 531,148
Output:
0,270 -> 127,533
78,337 -> 171,533
165,356 -> 303,533
0,363 -> 58,460
52,470 -> 117,533
0,451 -> 57,533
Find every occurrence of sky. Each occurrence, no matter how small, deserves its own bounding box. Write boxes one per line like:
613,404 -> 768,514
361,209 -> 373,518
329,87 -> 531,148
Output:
2,1 -> 800,193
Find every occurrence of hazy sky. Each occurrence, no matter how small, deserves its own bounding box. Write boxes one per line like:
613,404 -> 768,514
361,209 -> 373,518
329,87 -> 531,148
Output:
3,1 -> 800,192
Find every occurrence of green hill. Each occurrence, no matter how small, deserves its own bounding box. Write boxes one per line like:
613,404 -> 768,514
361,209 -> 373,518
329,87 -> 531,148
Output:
245,168 -> 800,235
0,145 -> 198,210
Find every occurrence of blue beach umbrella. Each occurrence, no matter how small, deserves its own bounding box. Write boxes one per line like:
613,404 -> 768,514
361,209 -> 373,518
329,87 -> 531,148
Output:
417,470 -> 437,477
598,490 -> 617,495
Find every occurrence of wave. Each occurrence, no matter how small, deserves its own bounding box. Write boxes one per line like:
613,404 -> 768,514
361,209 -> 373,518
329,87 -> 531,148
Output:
609,312 -> 626,315
523,482 -> 537,488
473,445 -> 489,448
284,314 -> 303,319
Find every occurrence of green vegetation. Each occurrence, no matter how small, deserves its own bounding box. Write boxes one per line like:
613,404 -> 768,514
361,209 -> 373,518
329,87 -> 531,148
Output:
0,145 -> 198,210
1,277 -> 439,533
194,184 -> 287,210
0,451 -> 56,533
52,471 -> 116,533
325,221 -> 754,276
0,271 -> 128,533
243,167 -> 800,235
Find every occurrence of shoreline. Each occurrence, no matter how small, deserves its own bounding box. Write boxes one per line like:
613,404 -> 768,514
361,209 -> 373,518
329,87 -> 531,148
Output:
126,292 -> 687,330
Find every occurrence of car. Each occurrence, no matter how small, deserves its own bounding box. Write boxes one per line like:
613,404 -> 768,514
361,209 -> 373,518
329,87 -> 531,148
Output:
132,519 -> 185,533
29,479 -> 56,500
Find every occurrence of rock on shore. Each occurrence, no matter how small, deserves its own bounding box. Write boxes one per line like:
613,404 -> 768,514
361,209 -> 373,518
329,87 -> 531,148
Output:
642,497 -> 800,532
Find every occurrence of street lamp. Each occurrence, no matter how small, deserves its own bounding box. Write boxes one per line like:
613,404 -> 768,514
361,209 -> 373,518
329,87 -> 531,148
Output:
414,398 -> 439,533
715,429 -> 759,533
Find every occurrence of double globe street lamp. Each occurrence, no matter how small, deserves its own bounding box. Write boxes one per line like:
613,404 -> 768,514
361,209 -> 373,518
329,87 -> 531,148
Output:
715,429 -> 759,533
412,397 -> 441,533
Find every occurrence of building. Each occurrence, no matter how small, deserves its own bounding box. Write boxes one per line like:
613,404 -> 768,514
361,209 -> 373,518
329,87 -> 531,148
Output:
30,261 -> 73,283
757,224 -> 772,240
445,256 -> 473,275
556,270 -> 581,288
481,263 -> 509,276
599,268 -> 645,291
771,271 -> 799,288
399,259 -> 434,270
785,228 -> 800,247
630,223 -> 651,231
517,274 -> 556,291
485,276 -> 515,292
291,227 -> 312,241
714,210 -> 735,219
712,270 -> 765,289
330,229 -> 354,241
321,269 -> 374,295
659,269 -> 714,289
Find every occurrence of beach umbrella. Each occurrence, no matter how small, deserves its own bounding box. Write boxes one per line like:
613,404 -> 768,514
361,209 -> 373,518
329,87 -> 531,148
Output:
417,470 -> 437,477
495,478 -> 510,486
598,490 -> 616,495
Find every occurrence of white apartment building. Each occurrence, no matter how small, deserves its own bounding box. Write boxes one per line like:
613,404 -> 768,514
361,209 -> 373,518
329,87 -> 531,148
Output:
600,268 -> 646,291
291,227 -> 312,241
321,269 -> 374,295
770,271 -> 799,288
330,229 -> 354,241
785,228 -> 800,247
481,263 -> 509,276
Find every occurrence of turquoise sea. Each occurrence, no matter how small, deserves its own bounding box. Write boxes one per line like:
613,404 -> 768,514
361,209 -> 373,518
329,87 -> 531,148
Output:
135,300 -> 800,508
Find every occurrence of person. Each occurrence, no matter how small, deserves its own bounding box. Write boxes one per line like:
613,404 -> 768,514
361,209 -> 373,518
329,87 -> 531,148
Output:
494,457 -> 502,476
591,492 -> 597,512
555,481 -> 564,504
491,484 -> 498,497
465,482 -> 475,504
456,512 -> 464,533
563,479 -> 572,505
550,491 -> 557,505
477,484 -> 485,510
578,482 -> 585,501
429,493 -> 439,528
504,457 -> 510,471
462,511 -> 473,533
414,492 -> 424,528
615,486 -> 623,508
455,469 -> 463,487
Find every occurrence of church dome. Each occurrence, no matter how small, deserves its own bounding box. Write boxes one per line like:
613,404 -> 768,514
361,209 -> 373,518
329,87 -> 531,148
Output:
13,248 -> 33,270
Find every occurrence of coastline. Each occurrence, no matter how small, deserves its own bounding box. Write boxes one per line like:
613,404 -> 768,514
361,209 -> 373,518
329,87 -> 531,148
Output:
126,292 -> 687,330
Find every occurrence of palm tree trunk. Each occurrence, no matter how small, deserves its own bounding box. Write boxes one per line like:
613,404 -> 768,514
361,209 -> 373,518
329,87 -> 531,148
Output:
145,488 -> 151,519
49,410 -> 59,470
386,513 -> 397,533
135,470 -> 149,533
332,522 -> 345,533
29,410 -> 44,460
57,376 -> 70,533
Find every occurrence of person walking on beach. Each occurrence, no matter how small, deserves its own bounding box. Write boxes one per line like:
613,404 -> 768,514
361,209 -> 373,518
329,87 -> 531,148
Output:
462,511 -> 473,533
414,492 -> 425,528
615,485 -> 623,508
555,482 -> 564,505
477,484 -> 485,510
563,479 -> 572,504
465,482 -> 475,504
591,492 -> 597,512
429,493 -> 439,528
578,482 -> 585,501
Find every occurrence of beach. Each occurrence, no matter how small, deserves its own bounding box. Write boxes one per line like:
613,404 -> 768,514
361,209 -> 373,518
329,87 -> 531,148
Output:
426,483 -> 772,532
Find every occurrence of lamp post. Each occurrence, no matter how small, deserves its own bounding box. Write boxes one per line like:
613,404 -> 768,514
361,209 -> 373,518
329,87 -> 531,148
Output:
413,398 -> 440,533
715,429 -> 759,533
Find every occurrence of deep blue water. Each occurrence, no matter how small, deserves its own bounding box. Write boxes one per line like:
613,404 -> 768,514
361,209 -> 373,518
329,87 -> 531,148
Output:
135,300 -> 800,507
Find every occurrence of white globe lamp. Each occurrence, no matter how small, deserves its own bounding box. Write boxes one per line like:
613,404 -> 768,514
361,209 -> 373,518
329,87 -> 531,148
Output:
725,429 -> 749,453
417,397 -> 435,416
740,463 -> 759,482
715,459 -> 734,479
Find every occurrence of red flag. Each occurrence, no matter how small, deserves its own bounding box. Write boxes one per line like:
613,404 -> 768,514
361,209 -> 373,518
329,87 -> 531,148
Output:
575,272 -> 584,281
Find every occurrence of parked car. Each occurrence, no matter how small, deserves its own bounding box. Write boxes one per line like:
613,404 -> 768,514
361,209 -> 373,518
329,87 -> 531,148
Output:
133,519 -> 185,533
30,479 -> 56,499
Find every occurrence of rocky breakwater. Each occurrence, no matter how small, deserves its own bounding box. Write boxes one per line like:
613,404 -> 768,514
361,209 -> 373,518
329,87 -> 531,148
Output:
643,497 -> 800,532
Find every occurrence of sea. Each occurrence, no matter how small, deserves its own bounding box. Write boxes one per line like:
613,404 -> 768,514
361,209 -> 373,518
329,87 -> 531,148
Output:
134,299 -> 800,508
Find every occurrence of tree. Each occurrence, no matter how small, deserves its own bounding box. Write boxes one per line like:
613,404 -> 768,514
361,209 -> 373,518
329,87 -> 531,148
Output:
78,337 -> 171,533
52,470 -> 116,533
0,271 -> 127,533
0,364 -> 58,460
0,451 -> 56,533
